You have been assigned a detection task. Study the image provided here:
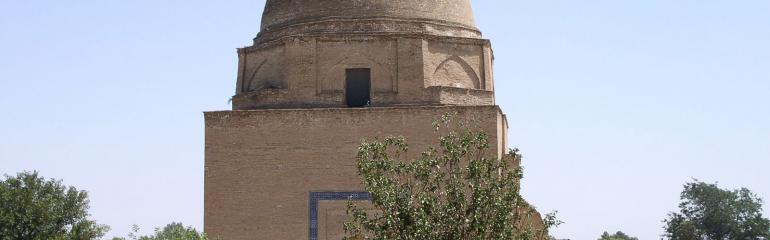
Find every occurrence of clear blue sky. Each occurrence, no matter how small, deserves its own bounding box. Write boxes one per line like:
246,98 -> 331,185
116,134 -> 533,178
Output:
1,1 -> 768,239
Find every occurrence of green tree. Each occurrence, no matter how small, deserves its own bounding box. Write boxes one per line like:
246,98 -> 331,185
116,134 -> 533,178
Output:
663,180 -> 770,240
112,222 -> 209,240
599,231 -> 638,240
344,114 -> 559,240
0,171 -> 109,240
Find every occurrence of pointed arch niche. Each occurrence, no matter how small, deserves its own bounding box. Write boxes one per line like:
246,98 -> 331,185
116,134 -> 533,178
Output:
431,55 -> 481,89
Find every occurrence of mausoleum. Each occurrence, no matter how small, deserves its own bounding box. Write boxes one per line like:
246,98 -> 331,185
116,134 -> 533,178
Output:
205,1 -> 529,239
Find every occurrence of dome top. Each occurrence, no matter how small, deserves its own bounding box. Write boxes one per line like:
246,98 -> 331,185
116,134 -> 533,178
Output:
256,0 -> 480,42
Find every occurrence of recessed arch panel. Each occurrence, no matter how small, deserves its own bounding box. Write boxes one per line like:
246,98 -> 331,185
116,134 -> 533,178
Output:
432,55 -> 481,89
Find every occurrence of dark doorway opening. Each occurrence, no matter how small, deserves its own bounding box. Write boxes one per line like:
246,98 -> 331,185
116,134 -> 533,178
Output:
345,68 -> 371,107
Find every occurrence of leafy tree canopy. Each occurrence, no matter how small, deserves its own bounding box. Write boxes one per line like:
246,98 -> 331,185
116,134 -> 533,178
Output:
663,180 -> 770,240
344,114 -> 559,240
599,231 -> 638,240
0,171 -> 108,240
112,222 -> 208,240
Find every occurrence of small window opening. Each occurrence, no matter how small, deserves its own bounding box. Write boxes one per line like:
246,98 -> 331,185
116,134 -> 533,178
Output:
345,68 -> 371,107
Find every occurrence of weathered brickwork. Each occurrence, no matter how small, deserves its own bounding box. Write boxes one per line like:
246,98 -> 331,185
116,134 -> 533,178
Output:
233,36 -> 495,110
258,0 -> 480,43
205,0 -> 539,239
232,0 -> 493,110
205,106 -> 508,240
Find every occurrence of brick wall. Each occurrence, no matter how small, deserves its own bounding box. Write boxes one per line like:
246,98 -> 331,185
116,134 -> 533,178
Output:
204,105 -> 507,240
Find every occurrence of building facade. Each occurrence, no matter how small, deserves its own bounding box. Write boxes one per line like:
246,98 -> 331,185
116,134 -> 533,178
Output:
205,1 -> 520,239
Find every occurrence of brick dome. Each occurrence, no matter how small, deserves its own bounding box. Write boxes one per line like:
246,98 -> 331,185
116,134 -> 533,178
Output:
232,0 -> 495,110
256,0 -> 480,43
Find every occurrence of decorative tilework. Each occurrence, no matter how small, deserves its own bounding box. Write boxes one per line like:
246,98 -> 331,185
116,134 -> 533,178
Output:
309,192 -> 371,240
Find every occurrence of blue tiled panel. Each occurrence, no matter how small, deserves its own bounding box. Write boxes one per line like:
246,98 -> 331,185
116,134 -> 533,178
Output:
309,192 -> 371,240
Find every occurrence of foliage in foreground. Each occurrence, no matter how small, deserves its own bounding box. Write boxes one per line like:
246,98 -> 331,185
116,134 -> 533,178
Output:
598,231 -> 638,240
344,114 -> 559,240
663,180 -> 770,240
112,222 -> 208,240
0,171 -> 109,240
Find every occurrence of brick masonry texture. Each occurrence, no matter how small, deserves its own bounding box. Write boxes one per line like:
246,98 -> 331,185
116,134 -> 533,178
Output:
205,106 -> 508,240
259,0 -> 479,42
204,0 -> 542,239
233,36 -> 495,110
232,0 -> 494,110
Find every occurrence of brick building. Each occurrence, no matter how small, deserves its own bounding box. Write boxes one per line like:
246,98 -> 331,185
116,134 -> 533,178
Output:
204,1 -> 527,239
